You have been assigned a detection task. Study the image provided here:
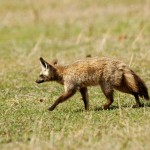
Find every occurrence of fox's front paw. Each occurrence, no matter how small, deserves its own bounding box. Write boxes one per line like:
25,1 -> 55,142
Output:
48,106 -> 55,111
103,105 -> 109,110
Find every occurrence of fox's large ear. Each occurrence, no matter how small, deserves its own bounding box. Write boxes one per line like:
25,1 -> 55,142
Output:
40,57 -> 51,69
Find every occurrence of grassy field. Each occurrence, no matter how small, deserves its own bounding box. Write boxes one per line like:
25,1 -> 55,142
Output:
0,0 -> 150,149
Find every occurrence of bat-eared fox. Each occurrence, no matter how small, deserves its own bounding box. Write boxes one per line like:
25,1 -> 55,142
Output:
36,57 -> 149,111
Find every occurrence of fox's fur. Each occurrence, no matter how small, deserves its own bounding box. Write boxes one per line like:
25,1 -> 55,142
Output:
36,57 -> 149,111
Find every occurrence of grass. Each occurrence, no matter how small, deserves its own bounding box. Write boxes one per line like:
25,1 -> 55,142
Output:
0,0 -> 150,149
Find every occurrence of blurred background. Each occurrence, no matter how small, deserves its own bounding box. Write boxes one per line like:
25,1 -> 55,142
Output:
0,0 -> 150,87
1,0 -> 150,86
0,0 -> 149,62
0,1 -> 150,149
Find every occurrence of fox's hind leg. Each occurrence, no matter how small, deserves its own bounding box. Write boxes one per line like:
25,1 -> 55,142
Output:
103,92 -> 114,110
100,83 -> 114,110
79,87 -> 89,111
132,94 -> 143,108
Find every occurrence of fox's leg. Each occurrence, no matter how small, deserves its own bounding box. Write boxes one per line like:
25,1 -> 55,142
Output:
48,90 -> 76,111
79,87 -> 89,111
132,94 -> 143,108
103,92 -> 114,110
100,83 -> 114,110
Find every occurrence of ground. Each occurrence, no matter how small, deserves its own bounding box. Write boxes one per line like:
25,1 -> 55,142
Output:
0,0 -> 150,149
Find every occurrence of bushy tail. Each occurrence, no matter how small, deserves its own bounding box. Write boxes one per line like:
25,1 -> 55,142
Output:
133,71 -> 149,100
124,69 -> 149,100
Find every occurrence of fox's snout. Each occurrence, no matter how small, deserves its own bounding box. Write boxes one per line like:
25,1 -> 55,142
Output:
35,78 -> 44,84
35,74 -> 50,84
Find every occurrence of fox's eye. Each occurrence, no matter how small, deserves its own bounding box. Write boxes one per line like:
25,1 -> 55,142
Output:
40,75 -> 44,78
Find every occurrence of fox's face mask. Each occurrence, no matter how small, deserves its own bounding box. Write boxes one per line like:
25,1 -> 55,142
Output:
36,57 -> 57,84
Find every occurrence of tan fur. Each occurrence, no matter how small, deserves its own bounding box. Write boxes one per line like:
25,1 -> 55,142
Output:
36,57 -> 149,111
124,69 -> 138,92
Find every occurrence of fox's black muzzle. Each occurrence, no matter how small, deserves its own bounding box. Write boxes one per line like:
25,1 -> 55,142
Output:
35,79 -> 44,84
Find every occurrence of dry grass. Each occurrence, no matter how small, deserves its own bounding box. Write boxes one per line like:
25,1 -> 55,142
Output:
0,0 -> 150,150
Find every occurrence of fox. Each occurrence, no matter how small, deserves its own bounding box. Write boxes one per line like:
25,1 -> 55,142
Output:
36,57 -> 149,111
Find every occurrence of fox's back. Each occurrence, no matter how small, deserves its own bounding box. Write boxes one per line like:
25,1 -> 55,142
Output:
63,57 -> 126,87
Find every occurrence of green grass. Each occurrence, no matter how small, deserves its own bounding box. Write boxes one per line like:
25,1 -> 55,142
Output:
0,0 -> 150,149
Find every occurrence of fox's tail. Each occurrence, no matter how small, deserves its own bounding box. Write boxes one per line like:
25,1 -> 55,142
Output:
124,69 -> 149,100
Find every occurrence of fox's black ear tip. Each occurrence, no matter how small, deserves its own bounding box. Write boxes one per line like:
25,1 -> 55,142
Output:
39,57 -> 43,61
86,54 -> 91,58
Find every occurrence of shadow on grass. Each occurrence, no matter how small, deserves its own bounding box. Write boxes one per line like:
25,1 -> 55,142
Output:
71,106 -> 119,113
94,103 -> 150,111
72,103 -> 150,113
144,103 -> 150,107
94,105 -> 119,111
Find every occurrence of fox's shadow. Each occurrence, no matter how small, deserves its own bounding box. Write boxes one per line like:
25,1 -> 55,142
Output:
94,103 -> 150,111
72,106 -> 118,113
73,103 -> 150,113
94,105 -> 119,111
